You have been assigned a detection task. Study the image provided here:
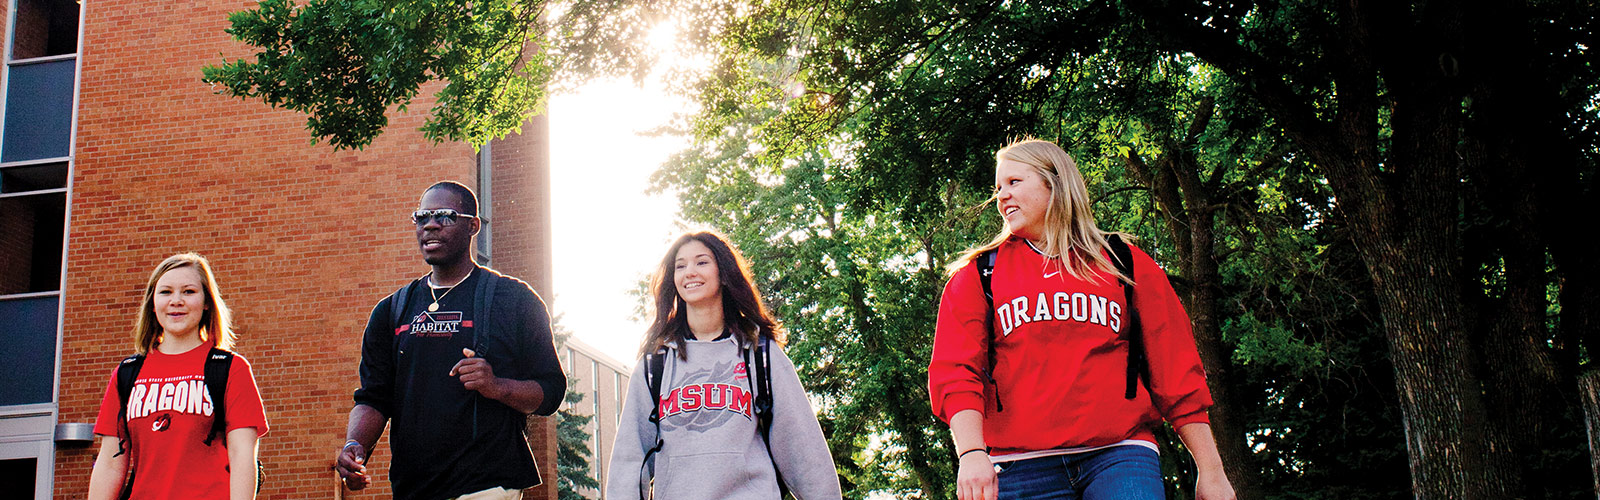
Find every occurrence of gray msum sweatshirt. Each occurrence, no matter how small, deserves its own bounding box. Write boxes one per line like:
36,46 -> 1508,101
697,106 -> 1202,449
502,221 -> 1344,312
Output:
606,335 -> 843,499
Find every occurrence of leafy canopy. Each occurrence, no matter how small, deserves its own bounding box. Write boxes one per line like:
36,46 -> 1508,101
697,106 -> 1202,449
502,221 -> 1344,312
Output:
201,0 -> 550,149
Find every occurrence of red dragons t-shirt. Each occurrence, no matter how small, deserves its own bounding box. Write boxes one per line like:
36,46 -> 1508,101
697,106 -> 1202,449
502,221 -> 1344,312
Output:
93,342 -> 269,500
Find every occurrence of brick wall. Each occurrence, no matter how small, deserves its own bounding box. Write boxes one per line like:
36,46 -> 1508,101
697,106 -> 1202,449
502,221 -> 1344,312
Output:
486,113 -> 559,499
49,0 -> 553,499
1,0 -> 9,60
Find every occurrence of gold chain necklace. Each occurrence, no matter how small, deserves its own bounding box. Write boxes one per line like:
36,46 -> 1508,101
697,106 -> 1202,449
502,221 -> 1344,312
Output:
427,273 -> 467,312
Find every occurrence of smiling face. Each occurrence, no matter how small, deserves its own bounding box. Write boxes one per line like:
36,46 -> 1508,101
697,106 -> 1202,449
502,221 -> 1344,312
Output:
152,266 -> 207,338
673,240 -> 722,310
995,158 -> 1054,241
416,187 -> 479,267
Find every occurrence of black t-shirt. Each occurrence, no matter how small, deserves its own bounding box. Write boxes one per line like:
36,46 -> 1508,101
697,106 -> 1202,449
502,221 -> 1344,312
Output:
680,328 -> 734,342
392,269 -> 480,422
356,268 -> 554,500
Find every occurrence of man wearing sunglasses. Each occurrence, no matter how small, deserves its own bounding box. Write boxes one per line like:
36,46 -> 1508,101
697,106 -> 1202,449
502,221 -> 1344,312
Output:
335,181 -> 567,500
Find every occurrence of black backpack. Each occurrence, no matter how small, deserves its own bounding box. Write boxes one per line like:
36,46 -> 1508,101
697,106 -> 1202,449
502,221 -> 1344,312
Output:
114,348 -> 263,497
641,336 -> 787,498
975,234 -> 1149,412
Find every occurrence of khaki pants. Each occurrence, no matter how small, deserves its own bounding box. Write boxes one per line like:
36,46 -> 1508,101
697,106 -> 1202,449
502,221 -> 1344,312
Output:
449,487 -> 523,500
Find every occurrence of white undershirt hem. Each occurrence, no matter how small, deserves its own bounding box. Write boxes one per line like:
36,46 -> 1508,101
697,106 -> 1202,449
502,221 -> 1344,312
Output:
989,439 -> 1159,463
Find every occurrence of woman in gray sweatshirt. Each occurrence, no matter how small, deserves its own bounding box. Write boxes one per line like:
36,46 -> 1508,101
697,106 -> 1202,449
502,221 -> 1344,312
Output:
606,230 -> 843,500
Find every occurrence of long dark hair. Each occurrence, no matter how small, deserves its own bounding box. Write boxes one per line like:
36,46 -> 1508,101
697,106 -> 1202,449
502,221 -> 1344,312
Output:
639,230 -> 786,359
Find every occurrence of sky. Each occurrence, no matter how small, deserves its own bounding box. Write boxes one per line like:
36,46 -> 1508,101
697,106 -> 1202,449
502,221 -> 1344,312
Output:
546,76 -> 691,368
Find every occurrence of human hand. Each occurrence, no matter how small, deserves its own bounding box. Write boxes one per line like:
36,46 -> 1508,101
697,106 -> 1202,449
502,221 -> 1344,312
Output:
333,441 -> 370,491
450,348 -> 504,399
956,450 -> 997,500
1195,469 -> 1235,500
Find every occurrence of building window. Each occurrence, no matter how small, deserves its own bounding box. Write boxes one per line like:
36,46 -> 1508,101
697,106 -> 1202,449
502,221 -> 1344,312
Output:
2,0 -> 76,411
475,141 -> 492,265
3,61 -> 75,163
9,0 -> 79,60
560,348 -> 573,411
591,359 -> 601,483
614,371 -> 624,435
0,170 -> 65,295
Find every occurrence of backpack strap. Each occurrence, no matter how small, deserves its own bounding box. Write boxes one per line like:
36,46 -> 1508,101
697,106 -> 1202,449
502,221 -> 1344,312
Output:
646,351 -> 666,426
973,249 -> 1002,412
198,348 -> 266,488
471,267 -> 496,354
750,336 -> 789,498
203,348 -> 234,446
1105,234 -> 1148,400
641,350 -> 667,499
114,354 -> 146,458
389,277 -> 423,336
469,268 -> 496,439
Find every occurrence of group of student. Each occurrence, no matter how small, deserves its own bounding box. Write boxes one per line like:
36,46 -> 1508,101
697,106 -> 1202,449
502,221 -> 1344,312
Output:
85,138 -> 1236,500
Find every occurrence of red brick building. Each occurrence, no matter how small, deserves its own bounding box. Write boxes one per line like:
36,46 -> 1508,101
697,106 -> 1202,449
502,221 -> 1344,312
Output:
1,0 -> 560,498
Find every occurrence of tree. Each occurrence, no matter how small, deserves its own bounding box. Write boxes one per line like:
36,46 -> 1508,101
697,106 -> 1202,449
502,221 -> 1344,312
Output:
625,1 -> 1598,497
1119,3 -> 1596,496
200,0 -> 550,149
557,383 -> 601,499
650,38 -> 1417,499
551,323 -> 601,499
650,108 -> 980,497
205,0 -> 1598,495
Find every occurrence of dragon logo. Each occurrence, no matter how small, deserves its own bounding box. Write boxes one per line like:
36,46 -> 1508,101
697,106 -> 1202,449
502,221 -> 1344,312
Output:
151,413 -> 172,432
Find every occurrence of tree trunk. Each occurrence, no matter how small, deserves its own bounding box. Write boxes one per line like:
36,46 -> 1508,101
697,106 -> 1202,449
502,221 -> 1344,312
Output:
1329,52 -> 1522,494
836,250 -> 947,498
1365,248 -> 1519,497
888,376 -> 946,498
1581,371 -> 1600,498
1283,11 -> 1522,492
1469,213 -> 1555,496
1179,206 -> 1258,500
1549,183 -> 1600,495
1460,32 -> 1570,492
1122,0 -> 1582,495
1179,1 -> 1527,494
1121,115 -> 1260,500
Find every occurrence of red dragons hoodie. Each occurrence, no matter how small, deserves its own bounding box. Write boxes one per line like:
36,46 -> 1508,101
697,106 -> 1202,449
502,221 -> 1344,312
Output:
928,237 -> 1212,458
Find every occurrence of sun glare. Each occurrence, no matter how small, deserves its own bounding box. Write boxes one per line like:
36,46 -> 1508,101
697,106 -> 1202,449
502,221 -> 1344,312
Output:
645,19 -> 680,55
644,18 -> 715,77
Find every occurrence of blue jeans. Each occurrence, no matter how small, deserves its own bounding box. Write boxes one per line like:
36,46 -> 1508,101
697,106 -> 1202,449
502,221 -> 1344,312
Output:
995,445 -> 1164,500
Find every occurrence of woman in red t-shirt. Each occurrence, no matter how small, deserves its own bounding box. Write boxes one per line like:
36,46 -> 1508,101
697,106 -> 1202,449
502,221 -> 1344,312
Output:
87,253 -> 268,500
927,139 -> 1236,500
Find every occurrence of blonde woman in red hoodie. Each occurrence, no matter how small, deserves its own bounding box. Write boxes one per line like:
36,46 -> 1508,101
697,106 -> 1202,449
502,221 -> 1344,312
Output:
928,139 -> 1236,500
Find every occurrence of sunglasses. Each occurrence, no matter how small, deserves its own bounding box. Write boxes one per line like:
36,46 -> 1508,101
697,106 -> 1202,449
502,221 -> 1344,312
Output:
411,209 -> 478,227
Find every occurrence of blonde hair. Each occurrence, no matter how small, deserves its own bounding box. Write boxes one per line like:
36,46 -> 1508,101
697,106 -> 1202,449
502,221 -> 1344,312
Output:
947,138 -> 1130,284
130,253 -> 235,354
